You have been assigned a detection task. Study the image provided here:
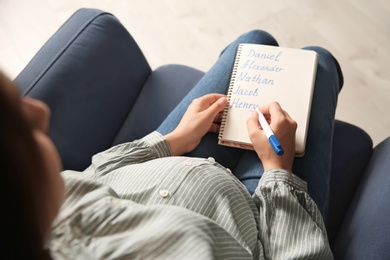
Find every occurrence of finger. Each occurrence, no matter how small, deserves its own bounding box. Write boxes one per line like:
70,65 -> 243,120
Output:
246,110 -> 261,134
258,103 -> 271,116
258,102 -> 288,127
213,111 -> 223,123
197,94 -> 226,109
268,101 -> 284,116
258,101 -> 283,116
283,110 -> 293,120
209,123 -> 221,133
204,96 -> 227,119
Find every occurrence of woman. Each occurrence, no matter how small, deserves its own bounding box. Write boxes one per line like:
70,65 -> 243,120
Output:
1,71 -> 62,259
1,30 -> 342,259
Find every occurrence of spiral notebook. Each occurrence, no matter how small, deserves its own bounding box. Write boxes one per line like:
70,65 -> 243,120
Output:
218,43 -> 318,156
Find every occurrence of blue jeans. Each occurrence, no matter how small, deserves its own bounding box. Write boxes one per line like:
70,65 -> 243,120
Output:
157,30 -> 343,219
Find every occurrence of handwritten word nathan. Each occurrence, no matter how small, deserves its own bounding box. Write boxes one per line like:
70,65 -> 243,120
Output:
247,49 -> 283,61
237,72 -> 274,85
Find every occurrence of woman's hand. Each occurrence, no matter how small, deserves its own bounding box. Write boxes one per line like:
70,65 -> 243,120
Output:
165,94 -> 227,156
247,102 -> 297,172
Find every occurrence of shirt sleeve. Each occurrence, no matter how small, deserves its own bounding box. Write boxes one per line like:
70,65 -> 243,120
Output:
87,132 -> 172,175
253,169 -> 334,260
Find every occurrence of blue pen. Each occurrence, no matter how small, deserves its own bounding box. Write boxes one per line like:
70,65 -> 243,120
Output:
257,110 -> 284,156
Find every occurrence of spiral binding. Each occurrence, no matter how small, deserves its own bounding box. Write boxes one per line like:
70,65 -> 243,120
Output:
218,44 -> 243,140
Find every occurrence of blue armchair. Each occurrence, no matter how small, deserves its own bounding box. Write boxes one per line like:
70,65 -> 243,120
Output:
15,8 -> 389,259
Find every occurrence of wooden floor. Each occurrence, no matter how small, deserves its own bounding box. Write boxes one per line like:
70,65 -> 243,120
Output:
0,0 -> 389,145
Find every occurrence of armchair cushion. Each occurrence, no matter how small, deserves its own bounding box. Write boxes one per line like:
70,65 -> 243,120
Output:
112,64 -> 204,146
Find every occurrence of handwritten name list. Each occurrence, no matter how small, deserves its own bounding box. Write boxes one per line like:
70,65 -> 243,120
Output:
230,46 -> 285,110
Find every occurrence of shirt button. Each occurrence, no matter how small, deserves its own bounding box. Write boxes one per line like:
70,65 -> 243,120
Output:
111,198 -> 121,206
184,161 -> 192,166
72,227 -> 82,238
226,168 -> 232,173
207,157 -> 215,162
159,189 -> 170,198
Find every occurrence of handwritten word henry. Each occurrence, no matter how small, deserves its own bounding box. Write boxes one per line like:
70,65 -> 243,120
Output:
230,97 -> 258,110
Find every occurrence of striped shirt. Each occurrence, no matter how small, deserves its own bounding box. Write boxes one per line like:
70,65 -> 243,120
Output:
48,132 -> 333,259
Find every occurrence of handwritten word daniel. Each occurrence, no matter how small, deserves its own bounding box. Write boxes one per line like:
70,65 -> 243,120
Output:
242,50 -> 283,70
247,49 -> 282,61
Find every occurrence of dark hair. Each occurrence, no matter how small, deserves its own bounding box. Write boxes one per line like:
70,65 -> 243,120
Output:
0,71 -> 51,259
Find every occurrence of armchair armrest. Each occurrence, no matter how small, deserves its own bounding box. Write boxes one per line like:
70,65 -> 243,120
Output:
15,8 -> 151,171
327,121 -> 373,244
332,137 -> 390,259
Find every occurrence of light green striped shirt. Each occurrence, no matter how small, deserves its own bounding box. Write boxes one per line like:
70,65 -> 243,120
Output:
49,132 -> 333,259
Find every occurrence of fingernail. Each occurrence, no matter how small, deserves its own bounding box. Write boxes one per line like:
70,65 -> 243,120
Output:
219,97 -> 227,103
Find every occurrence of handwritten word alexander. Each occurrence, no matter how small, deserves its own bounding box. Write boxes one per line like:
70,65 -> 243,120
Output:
240,59 -> 284,72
